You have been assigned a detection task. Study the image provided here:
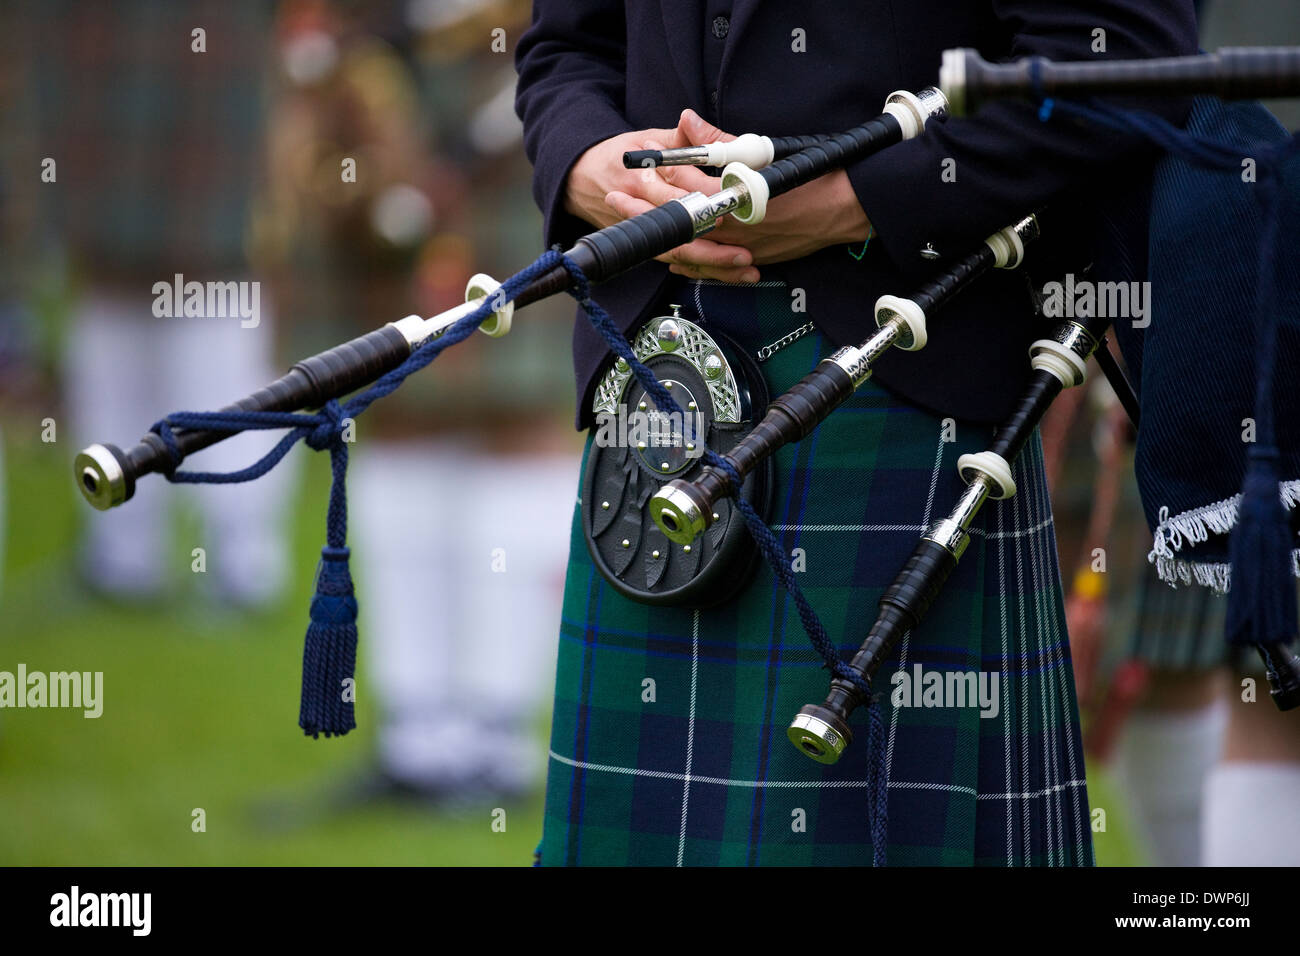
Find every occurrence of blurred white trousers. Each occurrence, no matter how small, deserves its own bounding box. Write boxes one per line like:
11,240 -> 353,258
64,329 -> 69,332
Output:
64,291 -> 294,605
351,441 -> 576,791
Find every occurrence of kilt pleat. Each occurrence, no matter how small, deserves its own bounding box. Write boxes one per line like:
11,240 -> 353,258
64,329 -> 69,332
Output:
539,280 -> 1094,866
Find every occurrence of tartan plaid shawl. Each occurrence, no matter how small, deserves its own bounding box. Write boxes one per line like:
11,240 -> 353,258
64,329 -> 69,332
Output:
538,280 -> 1094,866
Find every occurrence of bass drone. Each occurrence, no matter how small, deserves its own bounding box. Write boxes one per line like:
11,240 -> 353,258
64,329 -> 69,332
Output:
73,88 -> 947,607
940,45 -> 1300,118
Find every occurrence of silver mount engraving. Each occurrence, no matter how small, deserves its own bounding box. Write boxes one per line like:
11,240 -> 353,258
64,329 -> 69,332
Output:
592,313 -> 744,423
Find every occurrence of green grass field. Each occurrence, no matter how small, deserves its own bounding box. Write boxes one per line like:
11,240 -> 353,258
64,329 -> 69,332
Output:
0,424 -> 1143,865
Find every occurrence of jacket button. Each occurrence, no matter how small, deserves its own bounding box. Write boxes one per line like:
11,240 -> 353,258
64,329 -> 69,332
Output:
712,16 -> 729,39
709,89 -> 719,108
919,243 -> 941,260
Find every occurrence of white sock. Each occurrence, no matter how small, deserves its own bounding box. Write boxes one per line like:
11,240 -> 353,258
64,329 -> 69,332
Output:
1203,762 -> 1300,866
1114,699 -> 1228,866
351,441 -> 466,784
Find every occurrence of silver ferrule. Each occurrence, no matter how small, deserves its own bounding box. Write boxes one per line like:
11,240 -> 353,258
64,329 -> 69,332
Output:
787,712 -> 850,764
913,85 -> 950,122
1013,214 -> 1041,245
75,443 -> 129,511
923,475 -> 993,559
393,300 -> 482,348
828,317 -> 903,388
1030,320 -> 1099,382
826,346 -> 872,388
655,146 -> 711,166
651,481 -> 710,545
1054,321 -> 1099,361
868,309 -> 912,353
677,187 -> 748,237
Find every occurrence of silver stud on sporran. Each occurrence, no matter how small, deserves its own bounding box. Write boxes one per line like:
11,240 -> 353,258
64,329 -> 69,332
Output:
657,319 -> 682,352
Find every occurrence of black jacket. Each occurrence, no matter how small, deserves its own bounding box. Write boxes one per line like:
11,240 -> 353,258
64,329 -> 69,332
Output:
515,0 -> 1198,428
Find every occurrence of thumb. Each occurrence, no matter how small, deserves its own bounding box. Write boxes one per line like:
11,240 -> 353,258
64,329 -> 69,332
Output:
678,107 -> 735,145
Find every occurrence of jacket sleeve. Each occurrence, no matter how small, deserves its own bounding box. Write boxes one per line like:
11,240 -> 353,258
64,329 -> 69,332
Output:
514,1 -> 632,250
847,0 -> 1199,280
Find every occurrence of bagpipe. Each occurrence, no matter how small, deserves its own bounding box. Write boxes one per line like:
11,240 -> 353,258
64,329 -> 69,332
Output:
73,86 -> 950,737
73,48 -> 1300,762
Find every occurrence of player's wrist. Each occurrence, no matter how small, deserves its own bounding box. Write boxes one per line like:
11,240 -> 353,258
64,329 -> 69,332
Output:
823,170 -> 873,245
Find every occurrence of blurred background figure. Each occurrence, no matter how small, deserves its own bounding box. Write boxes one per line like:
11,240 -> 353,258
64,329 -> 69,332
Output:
255,0 -> 578,807
27,0 -> 294,608
1188,0 -> 1300,870
2,0 -> 576,864
1049,385 -> 1231,867
1049,0 -> 1300,867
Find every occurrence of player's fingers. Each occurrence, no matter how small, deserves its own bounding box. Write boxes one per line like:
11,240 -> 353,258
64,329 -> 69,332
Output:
677,108 -> 736,145
668,262 -> 761,283
641,139 -> 721,193
662,237 -> 754,271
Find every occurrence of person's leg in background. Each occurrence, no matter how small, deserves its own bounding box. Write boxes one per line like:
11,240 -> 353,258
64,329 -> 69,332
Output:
64,294 -> 171,600
455,449 -> 575,796
351,439 -> 471,796
1047,390 -> 1225,866
351,438 -> 576,801
1114,667 -> 1227,866
1111,564 -> 1231,866
1203,626 -> 1300,866
160,288 -> 293,609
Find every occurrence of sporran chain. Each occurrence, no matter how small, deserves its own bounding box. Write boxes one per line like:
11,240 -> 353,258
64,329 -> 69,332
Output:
755,320 -> 817,362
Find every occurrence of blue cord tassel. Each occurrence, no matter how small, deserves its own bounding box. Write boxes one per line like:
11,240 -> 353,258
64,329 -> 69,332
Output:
298,403 -> 358,737
1226,448 -> 1298,647
300,546 -> 359,737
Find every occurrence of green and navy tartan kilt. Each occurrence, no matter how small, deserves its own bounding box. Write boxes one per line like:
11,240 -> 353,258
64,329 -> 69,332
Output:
539,279 -> 1094,866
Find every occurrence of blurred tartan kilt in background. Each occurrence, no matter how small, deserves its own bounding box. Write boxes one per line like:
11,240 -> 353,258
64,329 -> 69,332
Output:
538,280 -> 1094,866
1127,565 -> 1231,672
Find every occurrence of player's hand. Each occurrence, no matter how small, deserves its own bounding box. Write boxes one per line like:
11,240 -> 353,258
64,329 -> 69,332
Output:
563,126 -> 758,283
604,109 -> 874,280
